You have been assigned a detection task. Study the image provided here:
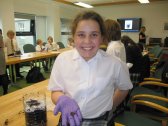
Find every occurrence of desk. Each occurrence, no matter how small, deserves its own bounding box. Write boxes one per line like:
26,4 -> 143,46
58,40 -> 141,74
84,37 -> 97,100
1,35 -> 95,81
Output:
0,80 -> 124,126
0,79 -> 60,126
6,48 -> 71,65
6,48 -> 71,82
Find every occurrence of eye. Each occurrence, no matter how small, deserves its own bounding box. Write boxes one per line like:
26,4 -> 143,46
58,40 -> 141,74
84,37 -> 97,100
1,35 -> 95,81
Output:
92,33 -> 98,37
91,33 -> 99,38
77,33 -> 85,38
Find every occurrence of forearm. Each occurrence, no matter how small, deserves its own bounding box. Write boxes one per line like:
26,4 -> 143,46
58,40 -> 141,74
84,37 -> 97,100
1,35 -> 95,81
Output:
113,89 -> 129,109
51,91 -> 64,104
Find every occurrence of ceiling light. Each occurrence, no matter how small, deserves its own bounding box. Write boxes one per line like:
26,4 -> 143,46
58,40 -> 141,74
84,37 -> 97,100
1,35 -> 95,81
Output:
74,2 -> 93,8
138,0 -> 150,4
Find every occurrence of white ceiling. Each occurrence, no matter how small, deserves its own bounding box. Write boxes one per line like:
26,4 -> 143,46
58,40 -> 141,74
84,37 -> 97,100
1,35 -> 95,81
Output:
55,0 -> 167,7
64,0 -> 137,4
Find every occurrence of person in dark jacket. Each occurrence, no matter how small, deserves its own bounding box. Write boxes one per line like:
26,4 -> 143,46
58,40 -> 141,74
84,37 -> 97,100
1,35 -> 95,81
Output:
139,26 -> 147,48
121,35 -> 143,85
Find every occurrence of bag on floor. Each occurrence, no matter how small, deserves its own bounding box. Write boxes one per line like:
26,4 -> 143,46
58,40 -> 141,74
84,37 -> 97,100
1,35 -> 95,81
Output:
26,66 -> 45,83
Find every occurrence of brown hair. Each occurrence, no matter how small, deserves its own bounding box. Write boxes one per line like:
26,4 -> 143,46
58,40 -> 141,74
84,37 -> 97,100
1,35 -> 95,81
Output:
36,39 -> 43,45
121,35 -> 136,47
47,36 -> 53,42
104,19 -> 121,42
71,11 -> 106,38
7,30 -> 15,36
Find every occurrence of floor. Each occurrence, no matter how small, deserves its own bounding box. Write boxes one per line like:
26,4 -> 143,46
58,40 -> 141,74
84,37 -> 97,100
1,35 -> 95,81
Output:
0,66 -> 51,96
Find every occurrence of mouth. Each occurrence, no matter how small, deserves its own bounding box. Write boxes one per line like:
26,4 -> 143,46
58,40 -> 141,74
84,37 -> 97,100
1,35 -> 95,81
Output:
81,47 -> 93,51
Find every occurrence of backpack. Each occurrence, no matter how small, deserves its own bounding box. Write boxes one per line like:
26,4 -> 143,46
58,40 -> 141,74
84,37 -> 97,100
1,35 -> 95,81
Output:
161,61 -> 168,83
26,66 -> 45,83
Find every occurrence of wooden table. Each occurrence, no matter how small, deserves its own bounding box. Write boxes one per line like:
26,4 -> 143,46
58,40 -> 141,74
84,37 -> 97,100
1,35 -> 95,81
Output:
6,48 -> 71,65
6,48 -> 71,83
0,79 -> 124,126
0,79 -> 60,126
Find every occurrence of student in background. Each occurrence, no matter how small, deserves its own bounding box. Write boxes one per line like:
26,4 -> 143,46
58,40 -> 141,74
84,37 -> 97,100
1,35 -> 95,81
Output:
67,37 -> 75,48
139,26 -> 147,48
105,19 -> 126,63
45,36 -> 59,51
121,35 -> 143,85
48,11 -> 132,126
36,39 -> 45,52
0,29 -> 8,95
4,30 -> 24,78
35,39 -> 48,71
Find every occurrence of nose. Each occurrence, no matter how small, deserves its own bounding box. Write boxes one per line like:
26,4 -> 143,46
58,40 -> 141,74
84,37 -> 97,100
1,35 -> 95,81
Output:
83,35 -> 91,44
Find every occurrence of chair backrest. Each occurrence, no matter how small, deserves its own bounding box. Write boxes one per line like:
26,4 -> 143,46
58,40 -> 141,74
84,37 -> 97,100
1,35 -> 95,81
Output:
154,47 -> 163,58
57,42 -> 65,49
149,45 -> 160,54
23,44 -> 36,53
149,38 -> 162,46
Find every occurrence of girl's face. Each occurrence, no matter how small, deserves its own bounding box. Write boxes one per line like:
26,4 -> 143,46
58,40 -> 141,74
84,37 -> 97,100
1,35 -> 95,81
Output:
74,19 -> 102,61
48,38 -> 53,44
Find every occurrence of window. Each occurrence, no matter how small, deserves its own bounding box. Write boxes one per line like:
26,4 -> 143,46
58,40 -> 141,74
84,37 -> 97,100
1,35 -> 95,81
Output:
15,13 -> 36,53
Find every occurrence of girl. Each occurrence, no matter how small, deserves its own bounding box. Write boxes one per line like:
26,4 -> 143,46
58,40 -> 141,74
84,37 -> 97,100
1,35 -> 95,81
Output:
45,36 -> 59,51
48,11 -> 132,126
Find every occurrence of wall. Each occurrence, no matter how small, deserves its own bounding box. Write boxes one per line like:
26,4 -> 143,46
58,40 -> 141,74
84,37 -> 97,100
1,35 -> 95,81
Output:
0,0 -> 15,38
1,0 -> 168,44
0,0 -> 80,42
93,1 -> 168,43
13,0 -> 62,42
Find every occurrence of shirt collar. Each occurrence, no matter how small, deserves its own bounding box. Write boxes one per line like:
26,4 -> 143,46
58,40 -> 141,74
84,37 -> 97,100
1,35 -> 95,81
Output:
72,48 -> 108,62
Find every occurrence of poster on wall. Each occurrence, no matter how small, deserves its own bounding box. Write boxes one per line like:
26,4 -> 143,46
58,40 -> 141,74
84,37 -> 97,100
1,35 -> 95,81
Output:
125,20 -> 133,30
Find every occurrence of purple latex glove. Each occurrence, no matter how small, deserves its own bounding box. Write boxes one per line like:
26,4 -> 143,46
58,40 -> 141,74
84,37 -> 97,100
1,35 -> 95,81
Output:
54,95 -> 82,126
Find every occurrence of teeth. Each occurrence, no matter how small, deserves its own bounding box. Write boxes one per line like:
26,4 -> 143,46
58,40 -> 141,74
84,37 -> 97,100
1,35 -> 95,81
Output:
83,47 -> 92,50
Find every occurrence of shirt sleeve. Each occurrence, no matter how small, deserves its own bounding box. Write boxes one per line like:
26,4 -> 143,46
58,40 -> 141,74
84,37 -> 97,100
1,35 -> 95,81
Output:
36,45 -> 41,52
115,61 -> 133,90
48,55 -> 64,91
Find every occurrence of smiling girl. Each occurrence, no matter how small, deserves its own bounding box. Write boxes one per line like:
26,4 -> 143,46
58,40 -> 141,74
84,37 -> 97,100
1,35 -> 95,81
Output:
48,11 -> 132,126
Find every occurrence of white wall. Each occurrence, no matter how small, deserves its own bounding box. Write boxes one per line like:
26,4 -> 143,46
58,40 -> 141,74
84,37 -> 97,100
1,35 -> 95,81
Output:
0,0 -> 15,38
0,0 -> 80,42
13,0 -> 62,42
0,0 -> 168,44
93,1 -> 168,43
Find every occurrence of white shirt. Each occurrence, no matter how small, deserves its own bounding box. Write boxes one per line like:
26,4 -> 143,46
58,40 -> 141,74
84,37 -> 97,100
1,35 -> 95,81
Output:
35,45 -> 45,52
106,40 -> 126,63
4,38 -> 20,55
45,42 -> 59,51
48,49 -> 132,118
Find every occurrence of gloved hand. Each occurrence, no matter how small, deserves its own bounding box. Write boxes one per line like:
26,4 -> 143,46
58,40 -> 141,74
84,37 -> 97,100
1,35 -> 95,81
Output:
54,95 -> 82,126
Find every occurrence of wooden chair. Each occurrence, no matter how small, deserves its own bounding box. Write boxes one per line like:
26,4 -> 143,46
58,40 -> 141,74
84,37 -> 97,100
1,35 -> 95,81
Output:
131,94 -> 168,126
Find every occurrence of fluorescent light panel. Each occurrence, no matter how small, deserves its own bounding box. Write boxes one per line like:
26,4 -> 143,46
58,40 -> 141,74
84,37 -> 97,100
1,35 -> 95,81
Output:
74,2 -> 93,8
138,0 -> 150,4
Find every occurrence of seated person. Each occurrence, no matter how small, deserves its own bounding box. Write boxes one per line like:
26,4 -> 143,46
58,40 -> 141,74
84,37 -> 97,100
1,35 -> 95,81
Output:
67,37 -> 75,48
36,39 -> 45,52
45,36 -> 59,51
36,39 -> 48,71
4,30 -> 24,79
